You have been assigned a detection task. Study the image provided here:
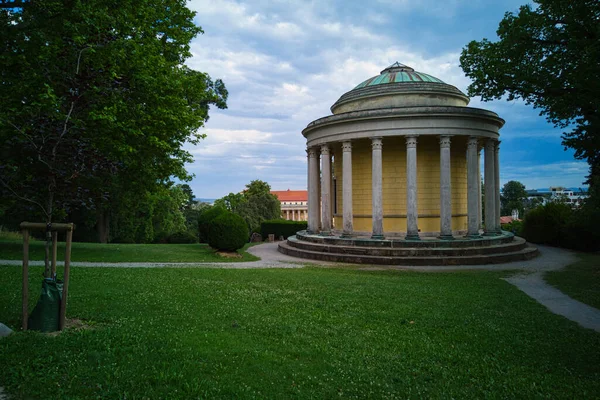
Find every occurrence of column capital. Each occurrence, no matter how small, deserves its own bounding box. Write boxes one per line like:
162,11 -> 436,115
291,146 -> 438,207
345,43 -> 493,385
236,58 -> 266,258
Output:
439,135 -> 452,148
406,135 -> 418,148
320,144 -> 330,156
467,136 -> 478,149
342,140 -> 352,152
307,147 -> 318,158
371,137 -> 383,150
485,138 -> 496,150
495,140 -> 501,152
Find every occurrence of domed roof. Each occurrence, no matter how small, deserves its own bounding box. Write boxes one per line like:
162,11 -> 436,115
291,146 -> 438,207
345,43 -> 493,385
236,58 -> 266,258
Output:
331,62 -> 469,114
353,62 -> 445,89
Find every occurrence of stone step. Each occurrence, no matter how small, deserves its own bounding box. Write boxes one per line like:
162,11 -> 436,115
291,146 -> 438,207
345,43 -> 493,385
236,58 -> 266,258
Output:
278,241 -> 539,266
295,230 -> 516,249
287,235 -> 528,257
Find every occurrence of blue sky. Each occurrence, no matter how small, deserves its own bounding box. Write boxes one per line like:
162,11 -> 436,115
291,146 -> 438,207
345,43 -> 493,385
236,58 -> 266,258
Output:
183,0 -> 589,199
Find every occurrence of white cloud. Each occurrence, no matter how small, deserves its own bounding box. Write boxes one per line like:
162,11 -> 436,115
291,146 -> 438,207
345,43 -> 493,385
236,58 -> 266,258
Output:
181,0 -> 588,198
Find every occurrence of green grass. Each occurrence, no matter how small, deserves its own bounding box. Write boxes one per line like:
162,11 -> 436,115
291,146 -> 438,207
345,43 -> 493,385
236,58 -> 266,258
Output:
545,253 -> 600,309
0,239 -> 259,263
0,265 -> 598,399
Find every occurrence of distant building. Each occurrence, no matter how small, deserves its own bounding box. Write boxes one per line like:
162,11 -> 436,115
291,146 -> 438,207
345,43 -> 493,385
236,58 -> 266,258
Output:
549,187 -> 588,206
525,189 -> 550,205
271,189 -> 308,221
525,187 -> 588,207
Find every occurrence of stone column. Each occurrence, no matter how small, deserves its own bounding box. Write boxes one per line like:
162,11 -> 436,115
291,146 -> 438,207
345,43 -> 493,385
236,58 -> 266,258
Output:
317,157 -> 321,230
484,139 -> 496,236
320,145 -> 332,234
466,137 -> 480,237
478,148 -> 482,229
342,141 -> 353,237
307,147 -> 319,232
371,137 -> 384,239
495,141 -> 501,233
330,154 -> 335,228
405,136 -> 420,240
439,136 -> 453,239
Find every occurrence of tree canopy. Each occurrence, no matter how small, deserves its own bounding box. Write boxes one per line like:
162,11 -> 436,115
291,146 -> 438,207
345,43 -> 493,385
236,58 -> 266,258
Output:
214,180 -> 281,234
0,0 -> 227,242
460,0 -> 600,188
501,180 -> 528,216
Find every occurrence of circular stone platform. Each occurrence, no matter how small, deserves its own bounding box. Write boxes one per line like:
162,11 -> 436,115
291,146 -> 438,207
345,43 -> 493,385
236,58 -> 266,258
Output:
278,231 -> 539,266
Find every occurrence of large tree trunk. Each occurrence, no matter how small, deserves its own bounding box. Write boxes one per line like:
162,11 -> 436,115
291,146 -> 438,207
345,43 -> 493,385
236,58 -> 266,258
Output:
97,207 -> 110,243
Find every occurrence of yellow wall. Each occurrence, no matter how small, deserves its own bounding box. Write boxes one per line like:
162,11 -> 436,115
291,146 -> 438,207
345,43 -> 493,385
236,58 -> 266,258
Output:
333,135 -> 468,234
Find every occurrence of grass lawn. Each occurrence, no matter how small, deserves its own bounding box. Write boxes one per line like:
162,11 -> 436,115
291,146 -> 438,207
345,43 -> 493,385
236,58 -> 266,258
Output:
545,253 -> 600,309
0,265 -> 599,399
0,239 -> 259,263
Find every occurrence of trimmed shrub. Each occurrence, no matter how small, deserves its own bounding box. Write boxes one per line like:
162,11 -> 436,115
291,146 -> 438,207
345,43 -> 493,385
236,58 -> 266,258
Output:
198,206 -> 227,243
521,202 -> 572,246
208,212 -> 248,251
167,230 -> 198,244
261,219 -> 307,239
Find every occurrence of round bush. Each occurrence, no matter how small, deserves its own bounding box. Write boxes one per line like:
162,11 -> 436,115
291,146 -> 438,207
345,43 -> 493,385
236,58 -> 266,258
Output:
198,206 -> 227,243
208,212 -> 248,251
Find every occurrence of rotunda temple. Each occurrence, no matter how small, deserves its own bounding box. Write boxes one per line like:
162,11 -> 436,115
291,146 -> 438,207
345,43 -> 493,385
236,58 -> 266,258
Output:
278,63 -> 538,265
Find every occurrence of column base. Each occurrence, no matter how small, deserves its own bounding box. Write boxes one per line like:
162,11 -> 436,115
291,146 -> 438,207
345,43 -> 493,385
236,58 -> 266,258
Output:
340,232 -> 354,238
405,234 -> 420,241
438,234 -> 454,240
320,230 -> 332,236
370,234 -> 385,240
483,231 -> 496,237
465,233 -> 482,239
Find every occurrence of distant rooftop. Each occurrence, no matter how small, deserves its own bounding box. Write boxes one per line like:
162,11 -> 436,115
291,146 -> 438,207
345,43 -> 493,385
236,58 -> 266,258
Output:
271,189 -> 307,202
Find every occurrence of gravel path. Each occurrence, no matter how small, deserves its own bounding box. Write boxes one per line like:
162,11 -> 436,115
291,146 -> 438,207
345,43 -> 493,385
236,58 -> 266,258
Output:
1,242 -> 598,332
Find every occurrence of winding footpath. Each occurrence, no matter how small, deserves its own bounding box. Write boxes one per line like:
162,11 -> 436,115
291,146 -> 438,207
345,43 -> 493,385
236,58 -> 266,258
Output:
1,243 -> 598,332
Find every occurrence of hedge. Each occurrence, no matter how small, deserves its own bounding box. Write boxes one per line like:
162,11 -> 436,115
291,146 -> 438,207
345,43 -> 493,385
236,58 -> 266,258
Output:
521,202 -> 571,246
521,201 -> 600,251
167,230 -> 198,244
261,219 -> 307,239
208,212 -> 248,251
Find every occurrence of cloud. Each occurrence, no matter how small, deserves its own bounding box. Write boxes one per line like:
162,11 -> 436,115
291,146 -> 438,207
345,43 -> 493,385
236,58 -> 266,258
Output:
501,161 -> 589,189
180,0 -> 588,198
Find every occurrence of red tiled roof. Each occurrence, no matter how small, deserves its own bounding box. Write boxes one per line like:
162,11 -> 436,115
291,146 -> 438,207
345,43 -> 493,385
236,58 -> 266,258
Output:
271,189 -> 308,202
500,216 -> 521,224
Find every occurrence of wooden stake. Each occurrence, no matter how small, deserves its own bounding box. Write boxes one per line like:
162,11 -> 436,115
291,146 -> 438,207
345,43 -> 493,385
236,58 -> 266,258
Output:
51,231 -> 58,278
22,229 -> 30,331
59,227 -> 73,330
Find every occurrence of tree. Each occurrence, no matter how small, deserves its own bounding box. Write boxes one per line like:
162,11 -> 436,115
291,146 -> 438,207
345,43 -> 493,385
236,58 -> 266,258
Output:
460,0 -> 600,189
215,180 -> 281,233
214,192 -> 245,212
0,1 -> 227,248
501,180 -> 528,216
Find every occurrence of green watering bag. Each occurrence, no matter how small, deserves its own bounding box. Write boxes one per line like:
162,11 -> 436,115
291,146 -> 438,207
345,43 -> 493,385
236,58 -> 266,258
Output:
28,279 -> 63,332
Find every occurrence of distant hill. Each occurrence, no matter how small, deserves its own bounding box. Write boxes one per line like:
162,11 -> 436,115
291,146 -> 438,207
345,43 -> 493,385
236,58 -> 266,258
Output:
194,198 -> 216,204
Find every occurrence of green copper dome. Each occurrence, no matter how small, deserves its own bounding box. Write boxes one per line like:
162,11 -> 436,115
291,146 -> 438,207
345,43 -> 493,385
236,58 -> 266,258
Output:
330,62 -> 468,114
354,62 -> 445,89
